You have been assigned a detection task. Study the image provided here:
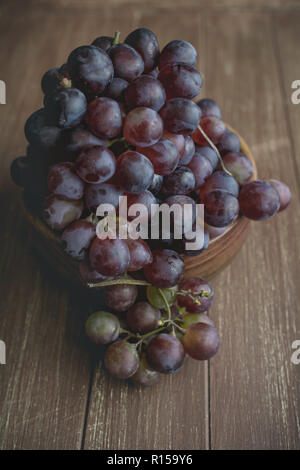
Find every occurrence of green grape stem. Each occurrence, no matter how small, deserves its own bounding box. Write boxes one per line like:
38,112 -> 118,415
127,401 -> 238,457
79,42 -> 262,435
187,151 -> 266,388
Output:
158,288 -> 172,321
88,278 -> 151,289
177,289 -> 210,305
197,124 -> 232,176
113,31 -> 120,45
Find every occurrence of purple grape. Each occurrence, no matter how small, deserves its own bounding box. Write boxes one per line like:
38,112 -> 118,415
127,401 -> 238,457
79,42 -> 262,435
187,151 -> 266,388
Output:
203,189 -> 239,227
180,136 -> 195,165
222,152 -> 254,185
24,109 -> 61,148
45,88 -> 87,128
84,97 -> 122,139
126,301 -> 160,334
199,170 -> 239,199
103,77 -> 128,101
108,43 -> 144,82
162,130 -> 185,158
144,249 -> 184,288
92,36 -> 114,52
43,194 -> 83,230
217,129 -> 240,155
159,40 -> 197,70
114,150 -> 154,194
160,98 -> 201,135
75,146 -> 116,184
126,190 -> 157,222
194,145 -> 219,170
187,153 -> 213,190
125,75 -> 166,111
124,239 -> 153,271
269,179 -> 291,212
163,166 -> 195,195
125,28 -> 160,73
104,340 -> 139,379
105,282 -> 138,312
79,259 -> 108,285
61,220 -> 96,260
197,98 -> 222,119
89,236 -> 130,276
131,354 -> 160,387
158,63 -> 202,100
182,323 -> 220,360
137,140 -> 179,176
193,116 -> 226,146
146,333 -> 185,374
123,107 -> 163,147
67,45 -> 114,95
177,278 -> 214,313
47,162 -> 84,200
63,127 -> 106,158
85,182 -> 122,212
41,67 -> 61,95
149,174 -> 163,195
238,180 -> 280,221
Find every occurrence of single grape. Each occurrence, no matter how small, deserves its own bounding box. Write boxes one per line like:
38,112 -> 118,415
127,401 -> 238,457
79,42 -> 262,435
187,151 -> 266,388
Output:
269,179 -> 291,212
79,259 -> 108,285
146,333 -> 185,374
144,249 -> 184,288
103,77 -> 128,101
41,67 -> 61,95
181,323 -> 220,360
123,107 -> 163,147
108,43 -> 144,82
125,28 -> 160,73
222,152 -> 254,185
85,182 -> 123,212
199,170 -> 239,199
104,340 -> 139,379
181,313 -> 214,329
43,194 -> 83,230
159,40 -> 197,70
162,130 -> 185,158
187,153 -> 213,190
105,282 -> 138,312
131,354 -> 160,387
137,140 -> 179,176
75,146 -> 116,184
47,162 -> 84,200
84,97 -> 122,139
203,189 -> 239,227
146,285 -> 178,309
126,190 -> 157,222
164,194 -> 197,234
61,220 -> 95,260
160,98 -> 201,135
125,75 -> 166,111
193,116 -> 226,146
63,127 -> 106,158
149,174 -> 163,195
204,222 -> 227,239
180,136 -> 195,165
124,239 -> 153,271
85,311 -> 120,345
162,166 -> 195,195
217,129 -> 240,155
67,45 -> 114,95
196,98 -> 222,119
194,145 -> 218,170
126,301 -> 160,334
89,236 -> 130,276
238,180 -> 280,221
24,109 -> 61,148
45,88 -> 87,128
177,278 -> 214,313
92,35 -> 114,52
114,150 -> 154,194
158,63 -> 202,100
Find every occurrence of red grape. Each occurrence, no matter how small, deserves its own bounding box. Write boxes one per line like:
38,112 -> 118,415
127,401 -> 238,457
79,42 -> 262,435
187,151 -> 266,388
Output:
84,97 -> 122,139
108,43 -> 144,82
177,278 -> 214,313
104,340 -> 139,379
124,239 -> 153,271
222,152 -> 254,185
199,170 -> 239,199
146,333 -> 185,374
103,77 -> 128,101
47,162 -> 84,200
187,153 -> 213,190
61,220 -> 96,260
126,301 -> 160,333
203,189 -> 239,227
193,116 -> 226,145
194,145 -> 218,170
64,127 -> 106,158
105,282 -> 138,312
125,75 -> 166,111
158,63 -> 202,100
123,107 -> 163,147
125,28 -> 160,73
162,130 -> 185,157
85,182 -> 122,212
238,180 -> 280,221
137,140 -> 179,176
269,179 -> 291,212
114,151 -> 154,194
162,166 -> 195,195
89,236 -> 130,276
43,194 -> 83,230
85,311 -> 120,345
144,249 -> 184,288
126,190 -> 157,222
160,98 -> 201,136
182,323 -> 220,360
75,146 -> 116,184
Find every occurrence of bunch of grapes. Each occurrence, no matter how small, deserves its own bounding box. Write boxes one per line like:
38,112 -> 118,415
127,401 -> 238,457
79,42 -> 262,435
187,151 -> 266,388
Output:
10,28 -> 292,386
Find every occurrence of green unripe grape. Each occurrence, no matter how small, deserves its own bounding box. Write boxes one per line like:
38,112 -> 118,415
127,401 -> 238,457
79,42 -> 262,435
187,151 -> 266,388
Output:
146,285 -> 178,309
85,311 -> 120,345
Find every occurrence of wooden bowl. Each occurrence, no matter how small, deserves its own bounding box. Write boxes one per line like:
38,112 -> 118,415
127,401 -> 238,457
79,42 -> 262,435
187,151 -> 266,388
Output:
21,125 -> 257,286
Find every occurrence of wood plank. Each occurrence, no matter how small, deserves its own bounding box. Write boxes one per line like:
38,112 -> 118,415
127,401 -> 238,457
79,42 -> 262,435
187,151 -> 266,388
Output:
204,10 -> 300,449
83,7 -> 209,451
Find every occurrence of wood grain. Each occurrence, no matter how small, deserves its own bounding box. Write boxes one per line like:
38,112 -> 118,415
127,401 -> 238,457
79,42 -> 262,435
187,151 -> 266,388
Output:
0,0 -> 299,450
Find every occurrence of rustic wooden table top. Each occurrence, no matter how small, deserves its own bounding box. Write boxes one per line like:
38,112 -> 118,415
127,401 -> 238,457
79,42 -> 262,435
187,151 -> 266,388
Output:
0,0 -> 300,450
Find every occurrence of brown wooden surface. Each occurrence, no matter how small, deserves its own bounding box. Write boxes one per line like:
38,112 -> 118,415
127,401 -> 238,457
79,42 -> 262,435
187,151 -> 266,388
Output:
0,0 -> 300,450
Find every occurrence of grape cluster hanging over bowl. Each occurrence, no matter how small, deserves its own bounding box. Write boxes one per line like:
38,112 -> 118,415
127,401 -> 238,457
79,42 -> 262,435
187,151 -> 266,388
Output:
10,28 -> 292,386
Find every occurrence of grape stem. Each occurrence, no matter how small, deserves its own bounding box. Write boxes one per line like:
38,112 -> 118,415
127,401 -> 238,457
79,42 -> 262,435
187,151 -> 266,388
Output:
112,31 -> 120,45
197,124 -> 232,176
87,278 -> 151,289
135,325 -> 167,348
158,288 -> 172,321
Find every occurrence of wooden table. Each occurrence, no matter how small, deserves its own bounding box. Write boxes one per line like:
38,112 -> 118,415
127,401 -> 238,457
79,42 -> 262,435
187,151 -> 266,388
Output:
0,0 -> 300,450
